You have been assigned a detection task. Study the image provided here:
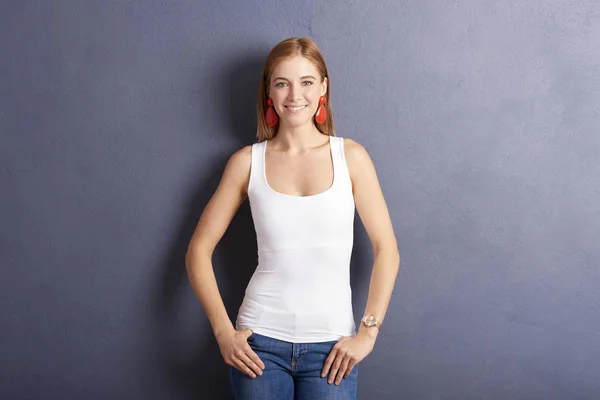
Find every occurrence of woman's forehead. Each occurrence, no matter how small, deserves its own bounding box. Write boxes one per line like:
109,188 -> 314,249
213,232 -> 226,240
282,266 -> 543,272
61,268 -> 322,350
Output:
271,56 -> 319,79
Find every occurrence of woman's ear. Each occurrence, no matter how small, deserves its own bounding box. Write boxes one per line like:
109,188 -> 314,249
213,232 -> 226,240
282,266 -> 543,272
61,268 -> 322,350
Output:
321,76 -> 328,97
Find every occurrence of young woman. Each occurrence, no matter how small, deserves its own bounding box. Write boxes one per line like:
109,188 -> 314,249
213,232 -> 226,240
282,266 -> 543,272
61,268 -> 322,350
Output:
185,37 -> 400,400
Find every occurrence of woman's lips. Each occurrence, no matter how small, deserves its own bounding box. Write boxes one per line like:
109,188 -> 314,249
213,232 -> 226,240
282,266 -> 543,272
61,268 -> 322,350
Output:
284,105 -> 307,113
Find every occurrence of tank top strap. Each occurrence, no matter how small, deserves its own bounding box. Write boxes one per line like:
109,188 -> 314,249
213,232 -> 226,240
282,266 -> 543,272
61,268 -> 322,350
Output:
248,140 -> 267,195
330,136 -> 352,190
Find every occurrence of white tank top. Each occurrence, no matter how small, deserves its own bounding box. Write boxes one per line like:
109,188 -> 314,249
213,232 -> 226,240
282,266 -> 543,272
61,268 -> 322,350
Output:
235,135 -> 357,343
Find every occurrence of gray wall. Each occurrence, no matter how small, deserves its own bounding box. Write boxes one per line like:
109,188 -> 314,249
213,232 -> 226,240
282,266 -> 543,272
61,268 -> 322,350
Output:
2,1 -> 599,399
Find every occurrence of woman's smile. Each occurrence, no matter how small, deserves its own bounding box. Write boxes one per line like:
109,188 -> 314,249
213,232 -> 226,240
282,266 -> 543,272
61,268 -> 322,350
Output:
284,105 -> 308,113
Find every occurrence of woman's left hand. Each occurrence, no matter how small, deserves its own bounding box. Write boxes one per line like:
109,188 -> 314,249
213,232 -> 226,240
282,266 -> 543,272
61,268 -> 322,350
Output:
321,332 -> 376,385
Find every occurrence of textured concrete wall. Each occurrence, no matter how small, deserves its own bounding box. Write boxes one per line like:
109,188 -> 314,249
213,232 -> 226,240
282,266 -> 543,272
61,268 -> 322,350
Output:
1,1 -> 599,399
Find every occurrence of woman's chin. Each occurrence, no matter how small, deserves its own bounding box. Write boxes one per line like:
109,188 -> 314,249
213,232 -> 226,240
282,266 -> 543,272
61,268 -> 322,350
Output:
279,117 -> 313,127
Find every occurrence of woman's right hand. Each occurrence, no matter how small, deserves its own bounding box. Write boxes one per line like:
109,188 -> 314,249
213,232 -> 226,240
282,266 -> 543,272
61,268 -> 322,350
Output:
217,328 -> 265,378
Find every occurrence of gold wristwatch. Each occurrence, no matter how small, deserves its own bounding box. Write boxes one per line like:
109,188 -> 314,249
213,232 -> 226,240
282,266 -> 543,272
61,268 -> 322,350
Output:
361,315 -> 382,330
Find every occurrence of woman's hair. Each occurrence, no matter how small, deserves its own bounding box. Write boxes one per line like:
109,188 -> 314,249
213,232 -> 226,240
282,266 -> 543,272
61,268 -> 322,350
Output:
256,37 -> 336,142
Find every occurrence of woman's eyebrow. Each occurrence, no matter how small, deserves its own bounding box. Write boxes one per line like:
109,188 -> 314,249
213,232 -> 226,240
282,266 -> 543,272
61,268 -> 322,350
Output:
273,75 -> 317,81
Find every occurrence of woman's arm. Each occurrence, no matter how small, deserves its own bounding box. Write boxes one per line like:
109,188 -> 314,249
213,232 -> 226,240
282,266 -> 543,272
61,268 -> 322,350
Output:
185,145 -> 265,378
185,146 -> 251,338
185,146 -> 265,378
322,138 -> 400,385
346,137 -> 401,340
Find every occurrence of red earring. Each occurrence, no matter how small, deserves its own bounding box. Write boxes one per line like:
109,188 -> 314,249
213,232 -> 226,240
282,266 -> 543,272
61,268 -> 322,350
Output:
265,98 -> 278,127
315,95 -> 327,124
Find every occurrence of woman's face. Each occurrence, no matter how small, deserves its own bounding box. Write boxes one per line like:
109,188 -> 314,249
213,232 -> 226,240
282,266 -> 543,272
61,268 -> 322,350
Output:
267,55 -> 328,128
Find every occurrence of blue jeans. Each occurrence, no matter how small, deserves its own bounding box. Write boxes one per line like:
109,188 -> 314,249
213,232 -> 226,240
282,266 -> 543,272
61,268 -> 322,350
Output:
230,332 -> 359,400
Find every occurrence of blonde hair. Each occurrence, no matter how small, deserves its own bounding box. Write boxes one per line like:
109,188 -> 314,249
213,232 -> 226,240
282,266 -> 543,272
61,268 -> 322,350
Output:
256,37 -> 336,142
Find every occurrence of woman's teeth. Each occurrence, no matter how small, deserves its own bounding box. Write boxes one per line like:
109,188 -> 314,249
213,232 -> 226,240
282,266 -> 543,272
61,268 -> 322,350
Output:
285,105 -> 307,111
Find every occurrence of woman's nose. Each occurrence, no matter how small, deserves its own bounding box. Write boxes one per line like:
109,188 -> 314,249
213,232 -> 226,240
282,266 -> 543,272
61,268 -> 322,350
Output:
287,83 -> 302,100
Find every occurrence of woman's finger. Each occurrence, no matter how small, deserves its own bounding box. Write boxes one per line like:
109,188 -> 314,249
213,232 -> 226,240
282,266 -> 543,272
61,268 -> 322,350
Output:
327,353 -> 344,384
245,345 -> 265,370
239,352 -> 263,377
335,356 -> 350,385
344,360 -> 356,378
233,358 -> 257,379
321,344 -> 338,378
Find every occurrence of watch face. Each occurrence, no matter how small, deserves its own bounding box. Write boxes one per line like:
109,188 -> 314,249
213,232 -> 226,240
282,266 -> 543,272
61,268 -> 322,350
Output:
364,316 -> 377,326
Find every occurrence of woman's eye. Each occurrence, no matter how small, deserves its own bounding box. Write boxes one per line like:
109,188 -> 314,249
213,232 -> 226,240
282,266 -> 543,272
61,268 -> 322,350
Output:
275,81 -> 313,87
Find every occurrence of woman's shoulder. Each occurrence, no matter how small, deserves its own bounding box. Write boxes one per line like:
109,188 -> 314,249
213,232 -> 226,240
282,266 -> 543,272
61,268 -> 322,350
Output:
231,143 -> 253,160
339,137 -> 374,180
229,143 -> 254,164
222,144 -> 253,186
340,137 -> 370,161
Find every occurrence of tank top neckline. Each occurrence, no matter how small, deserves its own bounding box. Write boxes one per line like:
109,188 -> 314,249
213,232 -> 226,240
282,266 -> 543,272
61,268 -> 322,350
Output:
262,135 -> 335,199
